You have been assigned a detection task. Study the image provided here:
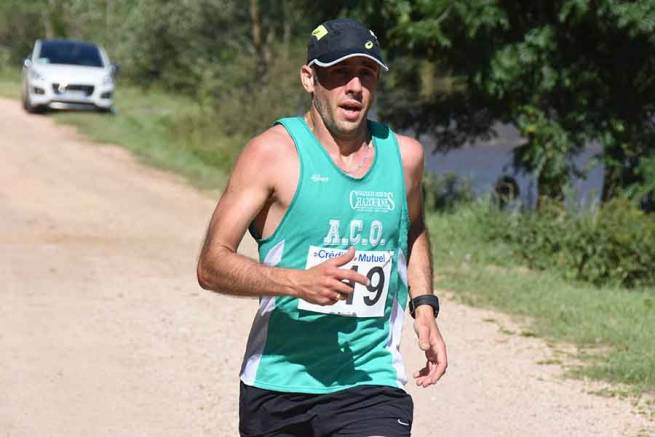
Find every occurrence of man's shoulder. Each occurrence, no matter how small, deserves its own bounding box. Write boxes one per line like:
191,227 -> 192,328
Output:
248,124 -> 295,155
239,124 -> 296,167
394,133 -> 424,173
368,120 -> 422,157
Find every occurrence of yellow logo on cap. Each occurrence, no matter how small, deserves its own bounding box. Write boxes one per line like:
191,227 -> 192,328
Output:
312,25 -> 328,40
365,41 -> 374,49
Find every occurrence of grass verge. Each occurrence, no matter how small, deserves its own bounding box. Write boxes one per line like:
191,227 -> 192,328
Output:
0,72 -> 234,189
428,203 -> 655,396
50,87 -> 231,189
0,68 -> 20,99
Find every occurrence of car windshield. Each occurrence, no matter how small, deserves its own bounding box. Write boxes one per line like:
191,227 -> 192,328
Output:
37,40 -> 104,67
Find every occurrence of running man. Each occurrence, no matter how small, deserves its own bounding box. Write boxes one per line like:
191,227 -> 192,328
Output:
197,18 -> 447,436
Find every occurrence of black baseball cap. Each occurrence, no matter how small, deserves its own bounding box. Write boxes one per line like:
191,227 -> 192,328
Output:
306,18 -> 389,71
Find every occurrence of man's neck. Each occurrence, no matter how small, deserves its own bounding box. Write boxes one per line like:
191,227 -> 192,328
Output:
306,109 -> 369,157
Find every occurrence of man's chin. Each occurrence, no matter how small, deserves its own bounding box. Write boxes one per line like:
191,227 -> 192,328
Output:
336,111 -> 368,130
333,119 -> 366,137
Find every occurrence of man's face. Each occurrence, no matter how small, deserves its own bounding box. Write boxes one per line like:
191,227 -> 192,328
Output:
307,57 -> 381,138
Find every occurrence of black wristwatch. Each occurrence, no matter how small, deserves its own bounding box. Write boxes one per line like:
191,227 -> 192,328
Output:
408,295 -> 440,319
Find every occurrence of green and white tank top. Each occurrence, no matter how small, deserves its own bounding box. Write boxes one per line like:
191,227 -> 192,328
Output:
239,116 -> 410,394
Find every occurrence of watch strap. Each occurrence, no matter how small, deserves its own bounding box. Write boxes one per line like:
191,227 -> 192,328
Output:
409,295 -> 439,319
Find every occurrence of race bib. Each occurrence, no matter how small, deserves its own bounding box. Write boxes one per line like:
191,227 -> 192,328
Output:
297,246 -> 393,318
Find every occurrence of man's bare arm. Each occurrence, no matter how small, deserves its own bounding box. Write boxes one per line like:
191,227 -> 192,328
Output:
196,128 -> 368,304
398,134 -> 448,387
398,135 -> 434,300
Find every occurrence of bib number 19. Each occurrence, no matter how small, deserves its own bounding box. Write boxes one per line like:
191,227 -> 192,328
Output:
345,265 -> 385,306
298,246 -> 393,318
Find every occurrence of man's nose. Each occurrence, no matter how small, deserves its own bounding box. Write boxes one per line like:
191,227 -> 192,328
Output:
345,75 -> 363,93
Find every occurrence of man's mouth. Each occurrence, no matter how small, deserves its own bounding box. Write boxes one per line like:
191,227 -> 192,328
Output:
339,101 -> 363,120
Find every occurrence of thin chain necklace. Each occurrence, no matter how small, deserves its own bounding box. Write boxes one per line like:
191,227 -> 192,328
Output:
305,116 -> 374,176
343,140 -> 373,176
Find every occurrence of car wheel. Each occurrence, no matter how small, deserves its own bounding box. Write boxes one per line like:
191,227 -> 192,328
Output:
21,91 -> 32,112
96,105 -> 115,114
22,92 -> 44,114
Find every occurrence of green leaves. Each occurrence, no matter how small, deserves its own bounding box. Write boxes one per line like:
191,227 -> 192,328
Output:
608,0 -> 655,34
423,172 -> 475,212
559,0 -> 590,22
360,0 -> 655,204
487,199 -> 655,288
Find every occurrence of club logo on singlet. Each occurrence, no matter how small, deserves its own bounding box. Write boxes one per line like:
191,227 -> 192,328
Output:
349,190 -> 395,213
322,219 -> 386,247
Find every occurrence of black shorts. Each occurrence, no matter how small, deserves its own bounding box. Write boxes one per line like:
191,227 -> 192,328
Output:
239,382 -> 413,437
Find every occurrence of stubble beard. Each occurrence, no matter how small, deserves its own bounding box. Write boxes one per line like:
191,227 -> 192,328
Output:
312,95 -> 370,142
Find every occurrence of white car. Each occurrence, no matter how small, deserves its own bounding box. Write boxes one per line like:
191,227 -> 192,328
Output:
22,39 -> 116,113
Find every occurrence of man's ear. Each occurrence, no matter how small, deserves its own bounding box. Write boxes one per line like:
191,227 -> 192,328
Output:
300,64 -> 315,93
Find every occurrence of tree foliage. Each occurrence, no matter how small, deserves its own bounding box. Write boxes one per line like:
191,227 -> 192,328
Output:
0,0 -> 363,154
0,0 -> 354,91
4,0 -> 654,206
358,0 -> 655,204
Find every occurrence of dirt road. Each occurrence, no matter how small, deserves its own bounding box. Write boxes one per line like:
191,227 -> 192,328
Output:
1,97 -> 652,436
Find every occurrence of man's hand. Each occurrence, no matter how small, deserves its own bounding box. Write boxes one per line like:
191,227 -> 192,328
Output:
291,247 -> 369,306
413,305 -> 447,387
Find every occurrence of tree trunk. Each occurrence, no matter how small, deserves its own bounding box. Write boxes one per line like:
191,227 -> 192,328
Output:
602,165 -> 621,203
106,0 -> 113,42
281,0 -> 291,60
43,0 -> 56,38
249,0 -> 268,81
420,61 -> 436,98
537,173 -> 565,209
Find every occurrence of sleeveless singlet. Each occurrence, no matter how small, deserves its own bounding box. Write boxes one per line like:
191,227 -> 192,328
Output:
239,116 -> 410,394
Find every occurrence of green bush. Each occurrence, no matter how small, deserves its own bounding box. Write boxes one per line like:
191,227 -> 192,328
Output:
167,105 -> 241,174
487,199 -> 655,288
0,46 -> 12,70
167,47 -> 307,175
423,172 -> 475,212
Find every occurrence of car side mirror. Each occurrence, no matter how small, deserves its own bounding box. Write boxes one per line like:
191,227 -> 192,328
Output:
109,63 -> 120,77
23,58 -> 32,69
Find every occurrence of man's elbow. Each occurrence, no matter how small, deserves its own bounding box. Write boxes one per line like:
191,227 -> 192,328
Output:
196,245 -> 236,293
196,257 -> 216,291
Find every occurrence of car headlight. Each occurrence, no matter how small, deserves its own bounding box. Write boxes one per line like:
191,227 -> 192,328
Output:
29,69 -> 45,81
102,74 -> 113,85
